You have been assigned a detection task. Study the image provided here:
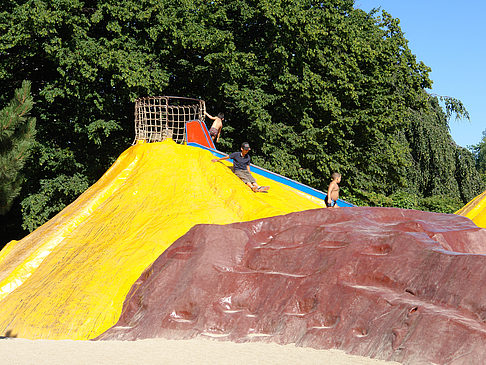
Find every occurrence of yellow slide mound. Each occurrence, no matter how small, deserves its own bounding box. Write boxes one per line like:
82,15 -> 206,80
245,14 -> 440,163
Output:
0,139 -> 324,340
456,190 -> 486,229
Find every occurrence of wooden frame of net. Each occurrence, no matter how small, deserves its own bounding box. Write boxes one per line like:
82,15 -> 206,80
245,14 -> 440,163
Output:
133,96 -> 206,144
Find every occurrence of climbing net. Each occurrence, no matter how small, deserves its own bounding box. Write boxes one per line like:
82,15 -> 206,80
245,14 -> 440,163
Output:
133,96 -> 206,144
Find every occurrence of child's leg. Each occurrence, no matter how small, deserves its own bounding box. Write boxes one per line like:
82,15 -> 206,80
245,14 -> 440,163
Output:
250,183 -> 261,191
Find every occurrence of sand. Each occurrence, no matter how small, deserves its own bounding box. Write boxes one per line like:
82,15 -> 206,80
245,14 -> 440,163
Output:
0,337 -> 400,365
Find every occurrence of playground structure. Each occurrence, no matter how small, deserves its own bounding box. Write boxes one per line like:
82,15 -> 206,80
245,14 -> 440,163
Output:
0,96 -> 359,340
1,94 -> 485,345
0,138 -> 331,340
133,96 -> 206,144
0,95 -> 345,340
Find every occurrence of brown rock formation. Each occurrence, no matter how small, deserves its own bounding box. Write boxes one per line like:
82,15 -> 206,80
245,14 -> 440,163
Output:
98,207 -> 486,364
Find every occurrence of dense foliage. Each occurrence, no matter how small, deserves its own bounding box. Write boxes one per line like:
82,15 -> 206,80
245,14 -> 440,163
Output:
0,0 -> 483,245
0,80 -> 36,215
347,96 -> 483,213
471,130 -> 486,181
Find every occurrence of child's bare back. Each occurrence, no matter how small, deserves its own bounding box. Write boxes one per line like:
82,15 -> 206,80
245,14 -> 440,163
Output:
205,111 -> 224,142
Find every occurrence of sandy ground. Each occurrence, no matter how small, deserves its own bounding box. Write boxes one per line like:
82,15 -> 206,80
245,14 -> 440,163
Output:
0,337 -> 400,365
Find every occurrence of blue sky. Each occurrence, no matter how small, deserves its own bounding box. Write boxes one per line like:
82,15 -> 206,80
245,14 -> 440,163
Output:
355,0 -> 486,148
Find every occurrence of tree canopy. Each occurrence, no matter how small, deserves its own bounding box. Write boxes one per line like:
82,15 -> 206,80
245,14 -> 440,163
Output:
471,130 -> 486,181
0,0 -> 483,244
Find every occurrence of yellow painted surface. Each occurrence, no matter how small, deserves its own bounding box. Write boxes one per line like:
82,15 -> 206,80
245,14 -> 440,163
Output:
0,139 -> 325,340
456,190 -> 486,228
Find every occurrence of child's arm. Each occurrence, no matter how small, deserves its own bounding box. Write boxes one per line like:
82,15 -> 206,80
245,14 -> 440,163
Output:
212,155 -> 229,163
216,128 -> 222,142
204,111 -> 216,120
327,181 -> 335,201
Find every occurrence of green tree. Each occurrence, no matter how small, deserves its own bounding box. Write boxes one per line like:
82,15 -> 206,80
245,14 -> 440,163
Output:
174,3 -> 433,196
0,80 -> 36,215
404,96 -> 476,199
471,130 -> 486,180
0,0 -> 168,238
348,95 -> 484,212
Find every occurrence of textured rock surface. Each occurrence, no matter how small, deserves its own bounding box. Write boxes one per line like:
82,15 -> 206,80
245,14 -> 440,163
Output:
98,207 -> 486,364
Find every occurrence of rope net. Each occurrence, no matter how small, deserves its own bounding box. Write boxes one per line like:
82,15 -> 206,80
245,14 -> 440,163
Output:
133,96 -> 206,144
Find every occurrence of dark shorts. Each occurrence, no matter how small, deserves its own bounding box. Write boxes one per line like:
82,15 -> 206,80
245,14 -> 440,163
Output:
209,127 -> 218,137
325,196 -> 336,207
234,169 -> 256,184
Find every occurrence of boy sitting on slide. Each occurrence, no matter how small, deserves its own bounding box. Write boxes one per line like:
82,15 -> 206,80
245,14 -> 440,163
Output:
212,142 -> 269,192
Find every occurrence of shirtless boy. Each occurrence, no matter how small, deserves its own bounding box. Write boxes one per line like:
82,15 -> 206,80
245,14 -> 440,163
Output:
325,172 -> 341,208
204,111 -> 224,143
